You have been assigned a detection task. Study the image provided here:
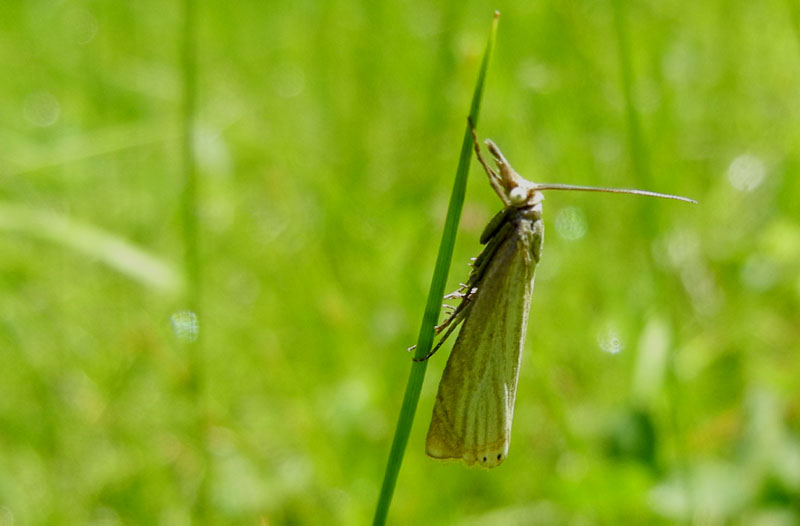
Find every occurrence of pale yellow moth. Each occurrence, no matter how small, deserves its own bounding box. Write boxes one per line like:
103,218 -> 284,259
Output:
421,124 -> 695,468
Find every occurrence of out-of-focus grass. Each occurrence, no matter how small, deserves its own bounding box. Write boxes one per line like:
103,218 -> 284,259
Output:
1,1 -> 799,524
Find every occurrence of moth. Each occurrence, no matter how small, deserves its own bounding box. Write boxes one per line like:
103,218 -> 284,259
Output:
420,124 -> 695,468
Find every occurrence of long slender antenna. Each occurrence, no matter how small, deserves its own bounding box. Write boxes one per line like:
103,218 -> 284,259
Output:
471,127 -> 697,205
531,183 -> 697,204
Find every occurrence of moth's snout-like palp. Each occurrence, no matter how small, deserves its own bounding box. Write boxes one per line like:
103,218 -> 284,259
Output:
482,138 -> 540,207
484,139 -> 507,168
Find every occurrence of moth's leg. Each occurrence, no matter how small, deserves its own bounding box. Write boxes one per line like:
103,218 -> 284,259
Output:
468,119 -> 510,207
424,219 -> 511,343
409,223 -> 513,359
434,222 -> 512,337
444,283 -> 471,299
413,284 -> 468,338
406,304 -> 459,353
427,283 -> 474,337
405,307 -> 459,353
413,301 -> 475,362
406,296 -> 473,355
406,228 -> 504,357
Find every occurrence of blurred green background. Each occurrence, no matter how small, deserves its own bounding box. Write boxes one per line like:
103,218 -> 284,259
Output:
2,0 -> 800,524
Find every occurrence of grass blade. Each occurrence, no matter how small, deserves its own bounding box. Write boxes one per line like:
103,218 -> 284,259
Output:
0,202 -> 182,292
372,11 -> 500,526
178,0 -> 212,520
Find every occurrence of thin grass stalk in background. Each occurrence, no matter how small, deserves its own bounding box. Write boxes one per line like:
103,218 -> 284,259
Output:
611,0 -> 652,190
611,1 -> 693,523
179,0 -> 211,519
372,12 -> 499,526
788,0 -> 800,51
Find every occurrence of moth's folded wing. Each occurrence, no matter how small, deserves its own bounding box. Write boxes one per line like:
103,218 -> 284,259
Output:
426,232 -> 536,468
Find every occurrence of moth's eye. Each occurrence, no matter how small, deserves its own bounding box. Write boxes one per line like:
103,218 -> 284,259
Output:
509,187 -> 527,205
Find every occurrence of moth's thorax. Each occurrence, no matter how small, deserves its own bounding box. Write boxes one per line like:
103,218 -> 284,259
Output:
514,201 -> 544,263
516,200 -> 543,221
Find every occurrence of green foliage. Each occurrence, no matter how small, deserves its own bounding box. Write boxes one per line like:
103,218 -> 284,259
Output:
1,1 -> 799,524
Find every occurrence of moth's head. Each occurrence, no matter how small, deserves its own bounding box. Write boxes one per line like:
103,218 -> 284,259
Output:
508,186 -> 544,207
485,139 -> 543,208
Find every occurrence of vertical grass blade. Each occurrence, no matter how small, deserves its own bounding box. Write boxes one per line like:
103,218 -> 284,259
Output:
611,3 -> 691,522
789,0 -> 800,51
372,12 -> 499,526
611,0 -> 661,235
611,0 -> 651,189
179,0 -> 211,520
180,0 -> 200,311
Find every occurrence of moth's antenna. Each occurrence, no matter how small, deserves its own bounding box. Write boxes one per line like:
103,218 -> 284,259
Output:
467,119 -> 698,205
531,183 -> 697,204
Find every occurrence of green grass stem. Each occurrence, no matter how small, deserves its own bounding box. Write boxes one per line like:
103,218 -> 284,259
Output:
179,0 -> 211,520
371,12 -> 499,526
611,3 -> 692,523
611,0 -> 651,190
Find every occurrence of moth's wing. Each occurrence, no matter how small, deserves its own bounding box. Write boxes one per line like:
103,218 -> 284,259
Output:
426,218 -> 540,468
